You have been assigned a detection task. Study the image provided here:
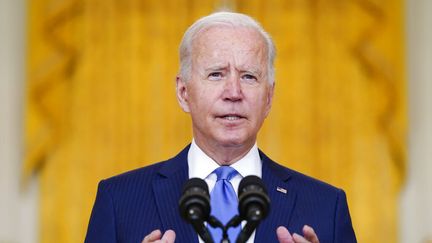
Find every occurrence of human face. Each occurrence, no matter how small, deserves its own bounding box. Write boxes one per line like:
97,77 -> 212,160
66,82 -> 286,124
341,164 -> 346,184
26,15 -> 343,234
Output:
176,26 -> 274,154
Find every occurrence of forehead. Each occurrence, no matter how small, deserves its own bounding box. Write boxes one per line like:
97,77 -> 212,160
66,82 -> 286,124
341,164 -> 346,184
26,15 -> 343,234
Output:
191,26 -> 268,66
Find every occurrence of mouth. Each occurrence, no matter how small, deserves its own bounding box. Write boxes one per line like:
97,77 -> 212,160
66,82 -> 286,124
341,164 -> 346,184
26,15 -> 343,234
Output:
217,114 -> 246,121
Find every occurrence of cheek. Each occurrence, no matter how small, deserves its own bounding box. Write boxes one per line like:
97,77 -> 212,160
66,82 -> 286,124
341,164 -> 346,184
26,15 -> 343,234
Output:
250,92 -> 271,118
189,88 -> 215,115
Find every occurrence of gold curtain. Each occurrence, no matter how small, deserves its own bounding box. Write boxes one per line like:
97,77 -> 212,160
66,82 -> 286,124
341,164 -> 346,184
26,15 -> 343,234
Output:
24,0 -> 406,242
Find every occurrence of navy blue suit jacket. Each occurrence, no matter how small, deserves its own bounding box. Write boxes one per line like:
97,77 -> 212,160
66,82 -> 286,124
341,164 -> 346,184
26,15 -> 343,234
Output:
85,145 -> 356,243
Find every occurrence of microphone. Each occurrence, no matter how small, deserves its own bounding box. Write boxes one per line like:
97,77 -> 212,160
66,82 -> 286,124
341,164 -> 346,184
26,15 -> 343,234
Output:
178,178 -> 214,243
236,176 -> 270,243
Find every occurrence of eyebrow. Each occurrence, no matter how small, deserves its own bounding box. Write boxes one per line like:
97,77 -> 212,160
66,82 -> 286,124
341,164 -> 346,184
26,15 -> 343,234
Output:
203,64 -> 264,76
237,66 -> 263,76
204,64 -> 229,72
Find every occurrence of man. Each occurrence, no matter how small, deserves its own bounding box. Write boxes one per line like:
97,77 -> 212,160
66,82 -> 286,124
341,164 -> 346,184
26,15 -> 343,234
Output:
85,12 -> 356,243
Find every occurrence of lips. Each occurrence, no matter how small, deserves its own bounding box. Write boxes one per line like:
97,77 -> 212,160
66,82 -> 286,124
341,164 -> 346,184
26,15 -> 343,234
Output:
216,114 -> 246,121
222,115 -> 241,121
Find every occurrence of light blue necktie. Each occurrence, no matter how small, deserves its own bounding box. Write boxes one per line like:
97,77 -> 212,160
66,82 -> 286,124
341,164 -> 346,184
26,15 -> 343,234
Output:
208,166 -> 241,243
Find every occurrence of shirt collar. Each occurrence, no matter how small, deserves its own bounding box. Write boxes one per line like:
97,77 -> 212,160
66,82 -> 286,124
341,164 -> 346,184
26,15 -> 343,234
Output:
188,139 -> 262,179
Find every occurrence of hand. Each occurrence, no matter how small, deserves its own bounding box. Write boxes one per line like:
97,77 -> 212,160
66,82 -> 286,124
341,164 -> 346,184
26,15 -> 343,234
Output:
276,225 -> 319,243
142,229 -> 176,243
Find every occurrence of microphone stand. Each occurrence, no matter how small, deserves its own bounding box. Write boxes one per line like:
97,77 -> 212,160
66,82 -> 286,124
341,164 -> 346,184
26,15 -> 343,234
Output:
223,215 -> 243,243
207,215 -> 243,243
191,219 -> 214,243
235,220 -> 258,243
186,207 -> 215,243
236,207 -> 264,243
208,206 -> 265,243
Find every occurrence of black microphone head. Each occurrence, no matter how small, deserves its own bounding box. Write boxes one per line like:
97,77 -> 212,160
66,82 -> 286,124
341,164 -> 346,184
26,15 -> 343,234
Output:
178,178 -> 211,222
238,175 -> 268,194
238,175 -> 270,222
181,177 -> 209,194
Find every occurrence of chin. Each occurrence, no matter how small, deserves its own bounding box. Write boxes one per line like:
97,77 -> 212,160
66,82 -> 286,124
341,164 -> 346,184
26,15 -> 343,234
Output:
215,134 -> 248,148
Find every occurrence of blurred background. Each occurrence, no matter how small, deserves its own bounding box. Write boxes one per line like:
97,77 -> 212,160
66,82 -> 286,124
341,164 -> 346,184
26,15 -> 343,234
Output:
0,0 -> 430,242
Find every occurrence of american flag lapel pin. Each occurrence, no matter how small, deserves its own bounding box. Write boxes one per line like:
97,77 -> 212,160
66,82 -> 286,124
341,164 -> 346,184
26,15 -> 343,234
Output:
276,186 -> 287,194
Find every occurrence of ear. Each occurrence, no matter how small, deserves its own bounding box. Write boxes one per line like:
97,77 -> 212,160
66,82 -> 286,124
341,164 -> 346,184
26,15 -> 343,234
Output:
176,76 -> 190,113
264,82 -> 275,117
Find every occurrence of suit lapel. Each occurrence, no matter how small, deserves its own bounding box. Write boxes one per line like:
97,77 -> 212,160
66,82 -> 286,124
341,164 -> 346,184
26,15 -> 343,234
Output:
255,151 -> 298,242
152,145 -> 198,243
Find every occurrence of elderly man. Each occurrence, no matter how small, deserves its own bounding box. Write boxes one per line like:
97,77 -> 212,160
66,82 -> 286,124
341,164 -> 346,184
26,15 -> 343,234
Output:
85,12 -> 356,243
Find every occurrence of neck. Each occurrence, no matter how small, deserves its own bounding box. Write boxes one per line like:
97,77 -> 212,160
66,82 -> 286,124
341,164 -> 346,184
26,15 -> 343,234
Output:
193,138 -> 255,166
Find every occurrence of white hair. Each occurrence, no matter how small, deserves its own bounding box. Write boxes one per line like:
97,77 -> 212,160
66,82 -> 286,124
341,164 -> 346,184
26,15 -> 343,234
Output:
178,11 -> 276,84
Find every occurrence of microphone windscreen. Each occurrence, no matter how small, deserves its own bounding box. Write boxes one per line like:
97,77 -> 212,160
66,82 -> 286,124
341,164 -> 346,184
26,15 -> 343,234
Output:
238,175 -> 270,221
179,178 -> 211,222
182,177 -> 209,194
238,175 -> 267,195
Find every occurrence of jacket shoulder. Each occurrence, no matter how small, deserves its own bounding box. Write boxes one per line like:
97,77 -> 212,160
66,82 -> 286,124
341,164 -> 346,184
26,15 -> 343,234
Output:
261,151 -> 344,196
100,144 -> 190,190
288,167 -> 342,194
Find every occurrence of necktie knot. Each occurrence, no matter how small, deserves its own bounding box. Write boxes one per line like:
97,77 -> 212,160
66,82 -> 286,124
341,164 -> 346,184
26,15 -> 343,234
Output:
214,166 -> 238,181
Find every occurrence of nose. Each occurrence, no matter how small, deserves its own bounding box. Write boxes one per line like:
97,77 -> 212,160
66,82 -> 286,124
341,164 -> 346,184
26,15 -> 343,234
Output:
222,74 -> 243,102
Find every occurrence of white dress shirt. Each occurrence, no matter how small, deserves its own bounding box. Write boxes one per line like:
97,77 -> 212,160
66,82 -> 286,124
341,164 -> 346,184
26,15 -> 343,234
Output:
188,139 -> 262,243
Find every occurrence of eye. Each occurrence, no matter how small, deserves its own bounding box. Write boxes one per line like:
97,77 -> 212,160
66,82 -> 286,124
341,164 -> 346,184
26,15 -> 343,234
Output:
242,74 -> 258,82
208,72 -> 223,81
